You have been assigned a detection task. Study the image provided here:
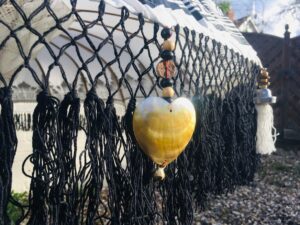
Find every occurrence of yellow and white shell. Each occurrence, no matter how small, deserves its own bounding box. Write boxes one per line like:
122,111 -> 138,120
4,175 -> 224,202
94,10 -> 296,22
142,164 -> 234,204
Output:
133,97 -> 196,166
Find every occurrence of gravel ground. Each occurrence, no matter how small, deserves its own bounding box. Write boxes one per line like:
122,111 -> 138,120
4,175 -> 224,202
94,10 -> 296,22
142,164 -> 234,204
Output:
195,146 -> 300,225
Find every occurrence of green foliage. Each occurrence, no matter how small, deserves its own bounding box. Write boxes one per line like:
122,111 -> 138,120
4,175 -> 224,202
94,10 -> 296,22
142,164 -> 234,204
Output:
269,162 -> 292,172
218,1 -> 231,15
7,191 -> 28,225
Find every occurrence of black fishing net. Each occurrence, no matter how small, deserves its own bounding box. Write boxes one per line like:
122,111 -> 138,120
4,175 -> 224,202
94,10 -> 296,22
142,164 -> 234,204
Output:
0,0 -> 259,224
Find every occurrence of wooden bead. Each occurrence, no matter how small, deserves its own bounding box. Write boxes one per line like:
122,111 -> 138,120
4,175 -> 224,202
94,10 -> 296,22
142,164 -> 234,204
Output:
156,60 -> 176,78
260,78 -> 269,83
261,73 -> 269,78
162,87 -> 175,97
162,40 -> 175,51
260,69 -> 269,78
258,68 -> 272,89
259,81 -> 269,85
259,85 -> 268,89
154,167 -> 166,180
259,82 -> 270,89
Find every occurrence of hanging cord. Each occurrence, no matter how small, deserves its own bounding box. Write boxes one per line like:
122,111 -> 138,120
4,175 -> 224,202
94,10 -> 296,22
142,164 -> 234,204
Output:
221,96 -> 239,191
55,91 -> 80,225
83,89 -> 107,225
207,96 -> 227,195
235,94 -> 253,185
0,87 -> 17,225
25,90 -> 60,225
190,95 -> 212,210
102,97 -> 131,224
122,97 -> 157,225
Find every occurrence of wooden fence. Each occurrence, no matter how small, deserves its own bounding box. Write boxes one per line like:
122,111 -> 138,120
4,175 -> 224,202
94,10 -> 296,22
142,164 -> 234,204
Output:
243,25 -> 300,141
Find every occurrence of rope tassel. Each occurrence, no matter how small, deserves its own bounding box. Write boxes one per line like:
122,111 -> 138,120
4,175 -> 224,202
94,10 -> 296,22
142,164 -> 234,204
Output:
0,87 -> 17,225
255,68 -> 277,155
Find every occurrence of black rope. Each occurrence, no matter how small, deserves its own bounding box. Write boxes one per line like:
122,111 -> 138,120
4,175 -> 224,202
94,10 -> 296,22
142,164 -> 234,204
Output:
0,1 -> 260,224
83,89 -> 107,225
56,91 -> 80,224
26,91 -> 60,225
0,87 -> 17,225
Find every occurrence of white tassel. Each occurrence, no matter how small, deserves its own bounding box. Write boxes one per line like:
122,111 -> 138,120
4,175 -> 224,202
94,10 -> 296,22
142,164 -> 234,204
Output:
255,104 -> 277,154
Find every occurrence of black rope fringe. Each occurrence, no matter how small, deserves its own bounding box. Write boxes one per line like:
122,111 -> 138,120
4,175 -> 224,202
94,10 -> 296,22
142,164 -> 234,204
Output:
0,1 -> 259,224
0,88 -> 17,225
26,91 -> 60,225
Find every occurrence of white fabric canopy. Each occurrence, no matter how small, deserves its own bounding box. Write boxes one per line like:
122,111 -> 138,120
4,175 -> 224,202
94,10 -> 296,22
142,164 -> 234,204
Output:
102,0 -> 261,64
0,0 -> 73,79
1,0 -> 261,103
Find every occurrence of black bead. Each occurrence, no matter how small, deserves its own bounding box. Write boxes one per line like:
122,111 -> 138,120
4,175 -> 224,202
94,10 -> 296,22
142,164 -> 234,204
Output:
160,50 -> 174,60
161,28 -> 172,40
160,78 -> 173,88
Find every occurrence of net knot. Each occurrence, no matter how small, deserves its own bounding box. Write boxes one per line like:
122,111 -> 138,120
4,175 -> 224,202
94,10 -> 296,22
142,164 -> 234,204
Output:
106,96 -> 114,106
0,87 -> 11,103
64,91 -> 78,103
127,98 -> 136,111
86,88 -> 98,101
36,91 -> 49,103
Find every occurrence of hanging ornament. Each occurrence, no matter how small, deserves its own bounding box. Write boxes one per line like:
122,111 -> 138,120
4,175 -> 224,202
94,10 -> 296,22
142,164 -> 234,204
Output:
133,28 -> 196,180
254,68 -> 277,154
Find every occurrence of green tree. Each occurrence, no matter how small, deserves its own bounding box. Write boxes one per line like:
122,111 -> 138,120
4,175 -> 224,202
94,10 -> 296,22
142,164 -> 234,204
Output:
218,1 -> 231,15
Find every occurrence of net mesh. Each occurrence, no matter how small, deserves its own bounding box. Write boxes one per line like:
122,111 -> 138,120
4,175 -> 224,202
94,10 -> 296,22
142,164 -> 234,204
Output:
0,0 -> 259,224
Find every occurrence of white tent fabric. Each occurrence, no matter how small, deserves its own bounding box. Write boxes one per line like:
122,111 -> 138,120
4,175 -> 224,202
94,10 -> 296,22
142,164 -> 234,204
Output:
1,0 -> 261,104
0,0 -> 73,80
103,0 -> 261,64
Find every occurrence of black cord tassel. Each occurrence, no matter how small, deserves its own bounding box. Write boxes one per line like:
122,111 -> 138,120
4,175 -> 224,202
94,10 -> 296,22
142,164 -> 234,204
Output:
26,91 -> 60,225
236,96 -> 257,185
190,95 -> 211,209
56,91 -> 80,225
83,89 -> 107,225
102,98 -> 131,224
122,98 -> 156,225
0,87 -> 17,225
221,97 -> 239,191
